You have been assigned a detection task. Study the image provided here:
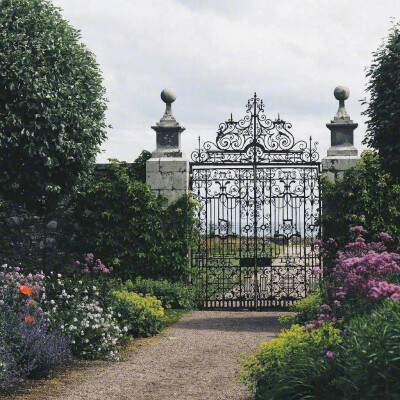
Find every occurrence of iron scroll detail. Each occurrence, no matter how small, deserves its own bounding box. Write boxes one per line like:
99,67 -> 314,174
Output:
191,93 -> 319,165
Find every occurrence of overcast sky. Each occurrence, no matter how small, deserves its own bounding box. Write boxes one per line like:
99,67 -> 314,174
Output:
52,0 -> 400,163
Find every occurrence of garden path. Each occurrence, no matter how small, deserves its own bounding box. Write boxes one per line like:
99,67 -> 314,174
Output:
15,311 -> 284,400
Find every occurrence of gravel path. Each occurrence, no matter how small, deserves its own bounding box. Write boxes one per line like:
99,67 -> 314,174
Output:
10,311 -> 284,400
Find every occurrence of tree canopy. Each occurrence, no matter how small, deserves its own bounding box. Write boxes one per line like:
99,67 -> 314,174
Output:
362,21 -> 400,180
0,0 -> 108,213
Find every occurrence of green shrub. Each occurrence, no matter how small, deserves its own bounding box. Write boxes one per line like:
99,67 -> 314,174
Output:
241,324 -> 342,400
124,278 -> 199,309
110,290 -> 164,337
335,300 -> 400,399
279,290 -> 323,326
321,151 -> 400,245
70,160 -> 199,280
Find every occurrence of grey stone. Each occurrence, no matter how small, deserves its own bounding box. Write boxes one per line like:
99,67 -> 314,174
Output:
146,89 -> 189,203
47,220 -> 58,230
322,86 -> 360,182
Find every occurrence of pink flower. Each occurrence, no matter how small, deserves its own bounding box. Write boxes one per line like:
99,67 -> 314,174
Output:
380,232 -> 394,242
349,226 -> 368,234
312,267 -> 322,274
325,351 -> 335,359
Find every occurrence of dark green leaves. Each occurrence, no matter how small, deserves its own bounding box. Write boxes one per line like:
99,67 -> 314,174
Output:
0,0 -> 108,214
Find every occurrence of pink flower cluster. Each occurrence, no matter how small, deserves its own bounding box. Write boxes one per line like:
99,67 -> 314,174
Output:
369,280 -> 400,300
333,234 -> 400,302
75,254 -> 113,275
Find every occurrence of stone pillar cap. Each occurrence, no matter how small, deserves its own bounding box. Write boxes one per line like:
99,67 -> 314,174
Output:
331,86 -> 353,123
152,88 -> 185,131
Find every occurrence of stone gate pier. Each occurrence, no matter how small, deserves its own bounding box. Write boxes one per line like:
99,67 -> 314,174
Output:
322,86 -> 359,182
146,88 -> 189,203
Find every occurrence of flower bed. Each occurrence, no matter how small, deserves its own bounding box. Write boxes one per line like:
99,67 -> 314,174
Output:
0,253 -> 173,388
241,228 -> 400,399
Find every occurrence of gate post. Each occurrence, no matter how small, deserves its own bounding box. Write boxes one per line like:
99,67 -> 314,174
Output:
322,86 -> 359,182
146,88 -> 189,203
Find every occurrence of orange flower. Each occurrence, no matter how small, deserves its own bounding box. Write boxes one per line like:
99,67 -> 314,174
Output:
20,285 -> 32,296
25,315 -> 35,324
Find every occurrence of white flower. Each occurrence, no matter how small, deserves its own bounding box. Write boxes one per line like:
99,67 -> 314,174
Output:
85,339 -> 89,343
122,326 -> 128,332
92,286 -> 97,291
50,300 -> 55,305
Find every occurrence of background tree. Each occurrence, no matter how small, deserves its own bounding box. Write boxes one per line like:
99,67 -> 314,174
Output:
0,0 -> 108,213
362,21 -> 400,180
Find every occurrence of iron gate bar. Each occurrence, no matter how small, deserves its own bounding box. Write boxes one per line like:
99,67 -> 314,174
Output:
190,93 -> 322,310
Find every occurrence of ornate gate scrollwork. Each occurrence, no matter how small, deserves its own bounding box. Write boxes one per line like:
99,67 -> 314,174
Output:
190,93 -> 321,309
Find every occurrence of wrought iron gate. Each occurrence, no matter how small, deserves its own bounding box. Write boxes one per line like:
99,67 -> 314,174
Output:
190,94 -> 321,310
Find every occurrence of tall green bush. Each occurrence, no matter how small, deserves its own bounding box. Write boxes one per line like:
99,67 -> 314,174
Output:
0,0 -> 108,213
362,21 -> 400,180
71,160 -> 198,281
321,151 -> 400,245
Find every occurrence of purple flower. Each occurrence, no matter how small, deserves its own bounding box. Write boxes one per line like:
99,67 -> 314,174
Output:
380,232 -> 394,242
349,226 -> 368,234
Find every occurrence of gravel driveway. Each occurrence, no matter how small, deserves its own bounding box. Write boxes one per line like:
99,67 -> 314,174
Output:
10,311 -> 284,400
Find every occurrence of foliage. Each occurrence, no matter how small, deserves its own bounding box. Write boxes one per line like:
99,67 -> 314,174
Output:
279,290 -> 323,326
316,228 -> 400,324
0,0 -> 108,214
241,324 -> 342,400
335,299 -> 400,399
321,151 -> 400,245
362,21 -> 400,179
130,150 -> 152,183
44,264 -> 125,361
124,278 -> 199,309
0,264 -> 70,386
163,309 -> 189,329
109,290 -> 164,337
70,160 -> 199,280
0,301 -> 70,386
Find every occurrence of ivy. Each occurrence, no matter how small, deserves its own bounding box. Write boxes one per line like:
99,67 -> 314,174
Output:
70,159 -> 199,281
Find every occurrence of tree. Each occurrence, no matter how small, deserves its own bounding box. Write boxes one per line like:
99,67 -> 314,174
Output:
362,21 -> 400,180
0,0 -> 108,213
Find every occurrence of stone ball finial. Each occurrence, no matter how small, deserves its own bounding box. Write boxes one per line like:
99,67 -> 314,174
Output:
334,86 -> 350,101
161,88 -> 177,104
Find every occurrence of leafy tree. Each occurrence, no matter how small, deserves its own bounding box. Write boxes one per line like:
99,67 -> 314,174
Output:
0,0 -> 108,213
362,21 -> 400,180
321,151 -> 400,245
